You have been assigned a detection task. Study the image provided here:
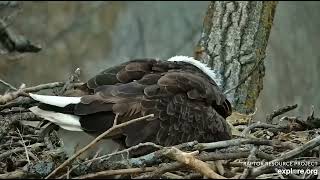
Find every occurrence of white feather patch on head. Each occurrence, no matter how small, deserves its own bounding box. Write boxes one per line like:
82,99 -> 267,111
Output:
29,106 -> 82,131
167,55 -> 222,87
29,93 -> 81,107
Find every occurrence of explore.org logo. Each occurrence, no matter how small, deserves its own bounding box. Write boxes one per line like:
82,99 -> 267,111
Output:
275,168 -> 318,176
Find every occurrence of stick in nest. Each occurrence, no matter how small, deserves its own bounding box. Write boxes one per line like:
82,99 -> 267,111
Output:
87,142 -> 162,163
0,19 -> 41,53
0,170 -> 26,179
240,146 -> 258,179
0,79 -> 17,91
0,82 -> 83,105
0,143 -> 44,160
266,104 -> 298,124
45,113 -> 155,179
0,97 -> 34,111
194,138 -> 274,151
241,122 -> 288,137
162,147 -> 226,179
58,68 -> 81,95
16,128 -> 30,164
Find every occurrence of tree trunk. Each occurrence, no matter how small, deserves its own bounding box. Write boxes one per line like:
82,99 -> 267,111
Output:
195,1 -> 278,114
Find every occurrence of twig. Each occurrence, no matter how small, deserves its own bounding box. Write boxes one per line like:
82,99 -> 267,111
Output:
0,143 -> 44,160
0,82 -> 83,105
250,135 -> 320,178
213,160 -> 225,176
280,116 -> 311,129
256,150 -> 275,161
194,138 -> 275,151
0,1 -> 19,8
6,112 -> 41,122
161,172 -> 184,179
86,142 -> 162,164
0,79 -> 17,91
0,97 -> 35,111
0,170 -> 26,179
241,122 -> 288,137
58,68 -> 81,95
23,82 -> 83,93
45,114 -> 155,179
1,107 -> 29,114
72,167 -> 157,179
183,172 -> 203,179
66,167 -> 70,179
240,146 -> 258,179
113,113 -> 119,127
0,19 -> 41,53
16,128 -> 30,164
163,147 -> 226,179
134,162 -> 182,179
27,150 -> 39,161
266,104 -> 298,124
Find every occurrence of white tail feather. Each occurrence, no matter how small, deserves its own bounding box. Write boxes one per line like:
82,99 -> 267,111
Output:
29,106 -> 82,131
29,93 -> 81,107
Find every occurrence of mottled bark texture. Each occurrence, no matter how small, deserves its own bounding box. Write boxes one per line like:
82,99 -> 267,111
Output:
195,1 -> 278,114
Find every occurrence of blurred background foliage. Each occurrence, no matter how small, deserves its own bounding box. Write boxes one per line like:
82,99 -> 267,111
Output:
0,1 -> 319,121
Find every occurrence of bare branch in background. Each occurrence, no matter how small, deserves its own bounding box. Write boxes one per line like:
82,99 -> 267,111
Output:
0,20 -> 41,54
0,1 -> 18,8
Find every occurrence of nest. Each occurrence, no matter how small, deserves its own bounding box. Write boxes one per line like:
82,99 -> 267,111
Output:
0,77 -> 320,179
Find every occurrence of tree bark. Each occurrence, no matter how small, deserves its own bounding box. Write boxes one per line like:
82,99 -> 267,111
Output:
195,1 -> 278,114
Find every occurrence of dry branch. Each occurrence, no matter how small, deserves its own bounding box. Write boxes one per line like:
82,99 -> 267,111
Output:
16,128 -> 30,164
240,146 -> 258,179
0,170 -> 26,179
0,19 -> 41,53
266,104 -> 298,124
195,138 -> 275,151
0,82 -> 83,105
58,68 -> 81,95
0,79 -> 17,91
162,147 -> 226,179
0,143 -> 44,160
241,122 -> 289,137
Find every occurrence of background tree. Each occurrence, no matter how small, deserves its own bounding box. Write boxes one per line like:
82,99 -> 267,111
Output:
195,1 -> 278,114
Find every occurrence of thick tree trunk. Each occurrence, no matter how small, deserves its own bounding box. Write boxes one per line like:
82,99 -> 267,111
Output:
195,1 -> 278,114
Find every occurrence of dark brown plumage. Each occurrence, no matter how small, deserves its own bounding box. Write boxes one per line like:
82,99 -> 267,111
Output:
32,57 -> 232,155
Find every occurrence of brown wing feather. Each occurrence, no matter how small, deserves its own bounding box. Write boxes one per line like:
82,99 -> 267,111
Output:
157,71 -> 232,118
86,58 -> 157,89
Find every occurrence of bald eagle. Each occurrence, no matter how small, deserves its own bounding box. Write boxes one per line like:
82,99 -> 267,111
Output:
29,56 -> 232,157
